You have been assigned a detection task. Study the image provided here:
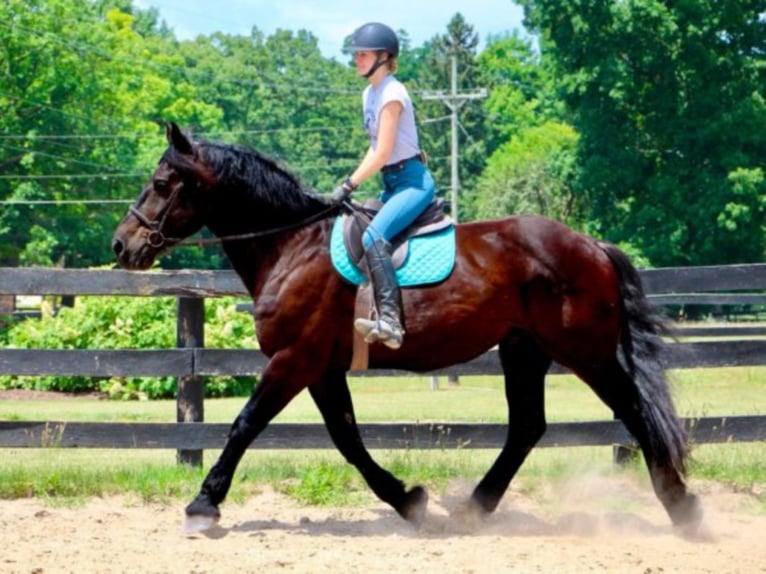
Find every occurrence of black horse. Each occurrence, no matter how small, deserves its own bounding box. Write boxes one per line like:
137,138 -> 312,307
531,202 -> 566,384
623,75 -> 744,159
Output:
112,123 -> 702,534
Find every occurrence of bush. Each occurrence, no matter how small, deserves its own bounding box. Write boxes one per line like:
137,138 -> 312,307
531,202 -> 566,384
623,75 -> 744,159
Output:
0,295 -> 258,399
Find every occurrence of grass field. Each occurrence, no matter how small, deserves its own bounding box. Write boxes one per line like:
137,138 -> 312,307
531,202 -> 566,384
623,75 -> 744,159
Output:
2,367 -> 764,423
1,367 -> 764,510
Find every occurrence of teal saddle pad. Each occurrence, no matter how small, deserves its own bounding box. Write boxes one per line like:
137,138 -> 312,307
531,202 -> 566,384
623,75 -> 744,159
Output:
330,216 -> 456,287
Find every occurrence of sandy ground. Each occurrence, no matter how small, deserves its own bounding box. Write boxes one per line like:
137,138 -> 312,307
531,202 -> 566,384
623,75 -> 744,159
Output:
1,477 -> 764,574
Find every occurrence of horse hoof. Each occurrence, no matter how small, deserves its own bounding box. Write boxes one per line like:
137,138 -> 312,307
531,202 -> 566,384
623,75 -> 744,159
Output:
184,498 -> 221,534
450,498 -> 487,533
183,514 -> 220,535
670,493 -> 704,536
399,486 -> 429,528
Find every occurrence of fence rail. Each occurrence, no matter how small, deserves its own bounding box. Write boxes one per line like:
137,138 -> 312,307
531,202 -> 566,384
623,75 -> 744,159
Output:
2,416 -> 764,450
1,340 -> 765,378
1,264 -> 764,457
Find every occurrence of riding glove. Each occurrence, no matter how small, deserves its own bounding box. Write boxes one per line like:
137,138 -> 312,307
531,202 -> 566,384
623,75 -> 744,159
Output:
330,178 -> 357,204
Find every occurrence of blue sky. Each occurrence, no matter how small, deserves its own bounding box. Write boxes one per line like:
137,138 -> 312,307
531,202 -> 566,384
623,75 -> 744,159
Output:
135,1 -> 527,58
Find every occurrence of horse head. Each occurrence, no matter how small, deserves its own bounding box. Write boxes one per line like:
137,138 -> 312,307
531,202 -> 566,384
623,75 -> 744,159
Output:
112,122 -> 213,270
113,122 -> 338,271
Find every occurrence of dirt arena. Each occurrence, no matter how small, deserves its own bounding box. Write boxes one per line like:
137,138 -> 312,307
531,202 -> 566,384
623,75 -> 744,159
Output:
1,476 -> 764,574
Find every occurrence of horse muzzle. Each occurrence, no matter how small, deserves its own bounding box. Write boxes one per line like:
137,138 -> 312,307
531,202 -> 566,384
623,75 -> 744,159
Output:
112,229 -> 161,270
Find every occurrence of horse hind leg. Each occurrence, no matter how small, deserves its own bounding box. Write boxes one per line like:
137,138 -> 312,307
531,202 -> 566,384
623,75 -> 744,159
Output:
581,357 -> 703,533
582,241 -> 702,533
308,373 -> 428,527
467,331 -> 551,518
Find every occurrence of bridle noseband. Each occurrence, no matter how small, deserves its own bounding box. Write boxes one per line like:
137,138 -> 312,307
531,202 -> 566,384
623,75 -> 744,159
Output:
129,183 -> 184,249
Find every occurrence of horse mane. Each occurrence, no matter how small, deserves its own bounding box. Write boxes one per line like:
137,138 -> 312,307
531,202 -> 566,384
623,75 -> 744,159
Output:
162,138 -> 330,214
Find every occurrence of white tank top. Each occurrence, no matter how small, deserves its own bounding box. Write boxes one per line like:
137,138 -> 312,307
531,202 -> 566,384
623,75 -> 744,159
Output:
362,75 -> 420,165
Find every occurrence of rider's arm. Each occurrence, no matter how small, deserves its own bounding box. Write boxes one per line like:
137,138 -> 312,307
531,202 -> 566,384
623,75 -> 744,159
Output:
349,100 -> 402,187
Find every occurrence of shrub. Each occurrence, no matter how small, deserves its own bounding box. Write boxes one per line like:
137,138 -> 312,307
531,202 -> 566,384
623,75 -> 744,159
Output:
0,295 -> 258,399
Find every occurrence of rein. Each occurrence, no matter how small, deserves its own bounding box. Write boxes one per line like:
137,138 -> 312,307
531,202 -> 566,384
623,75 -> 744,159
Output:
129,183 -> 344,249
175,205 -> 342,247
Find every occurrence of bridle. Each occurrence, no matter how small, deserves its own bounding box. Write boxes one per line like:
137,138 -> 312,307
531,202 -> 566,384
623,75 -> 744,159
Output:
128,183 -> 184,249
128,179 -> 344,249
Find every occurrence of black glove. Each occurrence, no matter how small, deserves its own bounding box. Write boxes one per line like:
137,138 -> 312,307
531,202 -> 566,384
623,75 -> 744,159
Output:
330,178 -> 357,204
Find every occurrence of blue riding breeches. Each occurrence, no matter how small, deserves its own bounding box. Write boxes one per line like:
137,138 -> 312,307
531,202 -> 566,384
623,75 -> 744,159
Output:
362,158 -> 436,249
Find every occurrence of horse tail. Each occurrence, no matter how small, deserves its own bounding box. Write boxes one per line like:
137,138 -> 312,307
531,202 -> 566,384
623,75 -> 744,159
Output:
599,242 -> 688,476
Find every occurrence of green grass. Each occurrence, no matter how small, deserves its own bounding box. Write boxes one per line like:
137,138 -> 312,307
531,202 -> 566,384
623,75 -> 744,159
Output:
1,367 -> 764,509
1,367 -> 762,423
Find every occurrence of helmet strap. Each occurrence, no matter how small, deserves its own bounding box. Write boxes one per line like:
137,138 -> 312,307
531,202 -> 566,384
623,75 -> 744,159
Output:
364,54 -> 388,78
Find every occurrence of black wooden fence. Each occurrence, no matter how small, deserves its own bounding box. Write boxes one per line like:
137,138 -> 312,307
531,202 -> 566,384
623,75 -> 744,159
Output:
1,264 -> 764,464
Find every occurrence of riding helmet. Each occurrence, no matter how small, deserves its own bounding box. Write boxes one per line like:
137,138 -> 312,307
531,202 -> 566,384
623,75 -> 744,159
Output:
345,22 -> 399,57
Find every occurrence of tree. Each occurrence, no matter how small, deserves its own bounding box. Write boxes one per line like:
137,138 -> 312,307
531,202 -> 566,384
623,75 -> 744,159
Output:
413,14 -> 488,219
465,121 -> 584,227
178,28 -> 363,196
476,32 -> 562,154
0,0 -> 223,268
521,0 -> 766,265
3,3 -> 544,270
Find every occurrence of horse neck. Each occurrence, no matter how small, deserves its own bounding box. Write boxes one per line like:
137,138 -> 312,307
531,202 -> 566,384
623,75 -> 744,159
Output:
220,220 -> 331,300
196,144 -> 333,296
202,183 -> 331,298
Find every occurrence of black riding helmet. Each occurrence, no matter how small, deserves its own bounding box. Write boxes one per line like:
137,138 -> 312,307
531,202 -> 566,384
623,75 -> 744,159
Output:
344,22 -> 399,78
346,22 -> 400,57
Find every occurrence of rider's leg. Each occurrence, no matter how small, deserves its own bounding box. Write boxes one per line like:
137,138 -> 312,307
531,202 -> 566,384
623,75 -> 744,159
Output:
354,238 -> 405,349
354,178 -> 434,349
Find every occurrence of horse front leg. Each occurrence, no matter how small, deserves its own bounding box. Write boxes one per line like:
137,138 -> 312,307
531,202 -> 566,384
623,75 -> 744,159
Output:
184,354 -> 306,533
468,332 -> 551,517
308,372 -> 429,527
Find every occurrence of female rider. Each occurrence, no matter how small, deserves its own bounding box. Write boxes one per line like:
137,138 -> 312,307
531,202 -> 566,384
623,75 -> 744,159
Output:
331,22 -> 437,350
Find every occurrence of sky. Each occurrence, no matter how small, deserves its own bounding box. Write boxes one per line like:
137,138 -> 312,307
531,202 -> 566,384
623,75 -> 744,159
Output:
134,0 -> 528,58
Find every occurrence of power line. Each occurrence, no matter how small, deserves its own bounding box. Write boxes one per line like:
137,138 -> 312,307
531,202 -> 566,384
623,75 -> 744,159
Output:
0,200 -> 133,205
0,142 -> 128,173
0,124 -> 362,141
0,174 -> 144,180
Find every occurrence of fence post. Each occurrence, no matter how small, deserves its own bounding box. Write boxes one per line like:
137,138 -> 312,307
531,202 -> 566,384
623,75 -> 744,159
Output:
176,296 -> 205,466
612,412 -> 638,465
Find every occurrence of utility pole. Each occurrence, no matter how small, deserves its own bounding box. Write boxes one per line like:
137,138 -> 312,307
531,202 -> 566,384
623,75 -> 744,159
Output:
421,54 -> 487,223
422,53 -> 486,389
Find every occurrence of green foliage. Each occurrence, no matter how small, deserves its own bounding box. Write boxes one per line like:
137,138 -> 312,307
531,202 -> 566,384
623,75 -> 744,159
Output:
1,0 -> 760,272
279,461 -> 364,506
463,121 -> 585,228
0,294 -> 257,399
520,0 -> 766,265
0,0 -> 225,269
476,32 -> 563,151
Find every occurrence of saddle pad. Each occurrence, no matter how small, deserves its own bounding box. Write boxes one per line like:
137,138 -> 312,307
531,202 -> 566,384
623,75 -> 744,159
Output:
330,216 -> 456,287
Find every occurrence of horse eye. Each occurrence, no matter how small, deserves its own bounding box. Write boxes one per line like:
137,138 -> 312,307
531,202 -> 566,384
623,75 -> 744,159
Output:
154,179 -> 169,194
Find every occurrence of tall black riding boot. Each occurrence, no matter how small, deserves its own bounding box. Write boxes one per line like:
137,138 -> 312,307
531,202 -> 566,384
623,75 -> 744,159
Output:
354,239 -> 405,349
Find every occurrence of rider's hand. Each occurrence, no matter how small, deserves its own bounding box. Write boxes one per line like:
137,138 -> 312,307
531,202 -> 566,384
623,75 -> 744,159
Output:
330,178 -> 357,204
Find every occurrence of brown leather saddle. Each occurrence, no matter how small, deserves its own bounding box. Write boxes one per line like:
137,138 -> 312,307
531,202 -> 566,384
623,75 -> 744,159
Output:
342,198 -> 452,269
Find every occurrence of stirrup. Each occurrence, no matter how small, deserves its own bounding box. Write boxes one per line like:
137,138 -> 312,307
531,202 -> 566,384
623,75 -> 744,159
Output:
354,317 -> 377,339
354,318 -> 403,350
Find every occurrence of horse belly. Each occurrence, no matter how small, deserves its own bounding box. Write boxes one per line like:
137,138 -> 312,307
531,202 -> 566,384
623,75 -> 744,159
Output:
368,291 -> 516,372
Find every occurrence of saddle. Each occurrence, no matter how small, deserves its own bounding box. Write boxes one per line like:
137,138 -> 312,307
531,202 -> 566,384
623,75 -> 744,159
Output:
342,197 -> 452,269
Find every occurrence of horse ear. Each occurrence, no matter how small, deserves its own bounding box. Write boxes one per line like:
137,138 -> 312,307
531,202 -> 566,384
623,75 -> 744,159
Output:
165,122 -> 194,155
